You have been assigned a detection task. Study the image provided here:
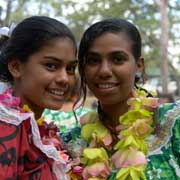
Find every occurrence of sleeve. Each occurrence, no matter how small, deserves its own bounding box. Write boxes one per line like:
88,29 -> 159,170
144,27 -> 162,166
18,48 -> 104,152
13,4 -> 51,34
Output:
159,102 -> 180,167
158,102 -> 180,164
43,108 -> 90,133
157,102 -> 175,124
0,120 -> 30,179
172,115 -> 180,165
0,119 -> 57,180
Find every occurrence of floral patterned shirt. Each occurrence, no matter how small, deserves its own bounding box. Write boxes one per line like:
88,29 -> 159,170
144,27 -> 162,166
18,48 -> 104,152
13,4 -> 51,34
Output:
0,83 -> 68,180
60,102 -> 180,180
43,108 -> 90,132
0,119 -> 57,180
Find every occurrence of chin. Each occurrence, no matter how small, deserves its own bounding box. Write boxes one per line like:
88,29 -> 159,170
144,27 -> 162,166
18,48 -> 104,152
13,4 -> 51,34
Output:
99,99 -> 117,106
100,97 -> 126,106
45,103 -> 63,110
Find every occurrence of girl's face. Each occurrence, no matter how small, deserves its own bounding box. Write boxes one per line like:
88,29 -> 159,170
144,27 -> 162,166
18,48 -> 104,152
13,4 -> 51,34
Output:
10,38 -> 77,116
84,32 -> 143,107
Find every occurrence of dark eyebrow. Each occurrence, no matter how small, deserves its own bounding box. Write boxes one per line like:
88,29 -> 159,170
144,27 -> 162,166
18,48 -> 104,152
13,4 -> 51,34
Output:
87,51 -> 98,55
110,51 -> 128,57
87,50 -> 128,57
44,56 -> 78,64
86,52 -> 100,57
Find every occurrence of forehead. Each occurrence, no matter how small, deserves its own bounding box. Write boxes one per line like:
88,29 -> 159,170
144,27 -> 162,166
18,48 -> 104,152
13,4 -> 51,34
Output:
45,37 -> 76,52
88,32 -> 133,54
25,37 -> 77,65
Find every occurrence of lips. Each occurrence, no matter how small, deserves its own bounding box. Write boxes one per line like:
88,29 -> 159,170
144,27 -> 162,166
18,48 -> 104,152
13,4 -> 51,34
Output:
47,88 -> 65,96
96,83 -> 119,89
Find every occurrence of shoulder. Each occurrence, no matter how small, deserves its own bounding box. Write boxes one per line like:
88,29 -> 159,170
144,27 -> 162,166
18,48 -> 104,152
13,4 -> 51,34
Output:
43,107 -> 91,132
157,101 -> 180,124
147,101 -> 180,155
157,101 -> 180,134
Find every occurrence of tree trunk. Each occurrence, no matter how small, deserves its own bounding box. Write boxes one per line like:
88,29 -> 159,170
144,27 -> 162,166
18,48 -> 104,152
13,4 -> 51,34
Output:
155,0 -> 169,94
4,0 -> 12,26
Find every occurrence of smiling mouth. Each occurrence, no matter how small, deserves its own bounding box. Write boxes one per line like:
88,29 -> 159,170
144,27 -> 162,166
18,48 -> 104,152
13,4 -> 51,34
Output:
96,83 -> 119,89
48,89 -> 65,96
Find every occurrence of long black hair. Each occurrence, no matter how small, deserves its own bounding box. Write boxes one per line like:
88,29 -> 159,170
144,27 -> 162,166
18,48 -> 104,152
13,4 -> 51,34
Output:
77,18 -> 142,106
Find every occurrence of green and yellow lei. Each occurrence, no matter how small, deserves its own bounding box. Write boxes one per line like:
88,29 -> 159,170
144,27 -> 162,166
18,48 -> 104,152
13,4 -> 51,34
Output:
69,89 -> 159,180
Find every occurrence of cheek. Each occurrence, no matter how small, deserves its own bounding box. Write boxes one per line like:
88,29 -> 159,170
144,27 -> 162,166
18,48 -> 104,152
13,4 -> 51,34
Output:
117,66 -> 136,85
127,69 -> 136,81
84,68 -> 94,83
125,64 -> 136,77
68,75 -> 77,90
84,74 -> 93,88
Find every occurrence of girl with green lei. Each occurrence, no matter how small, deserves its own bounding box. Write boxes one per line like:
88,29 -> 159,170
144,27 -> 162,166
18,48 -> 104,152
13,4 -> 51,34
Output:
61,18 -> 180,180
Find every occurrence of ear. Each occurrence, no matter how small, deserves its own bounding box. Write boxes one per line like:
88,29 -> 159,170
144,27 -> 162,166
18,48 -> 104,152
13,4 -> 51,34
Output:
8,59 -> 22,79
136,56 -> 144,74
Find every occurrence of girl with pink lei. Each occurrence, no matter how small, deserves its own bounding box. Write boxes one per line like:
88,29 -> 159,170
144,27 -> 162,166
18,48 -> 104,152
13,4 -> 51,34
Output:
0,16 -> 77,180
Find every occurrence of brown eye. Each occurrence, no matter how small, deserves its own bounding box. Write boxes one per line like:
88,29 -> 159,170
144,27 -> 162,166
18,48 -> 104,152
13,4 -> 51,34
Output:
86,56 -> 99,65
66,64 -> 77,75
45,63 -> 57,71
112,56 -> 126,64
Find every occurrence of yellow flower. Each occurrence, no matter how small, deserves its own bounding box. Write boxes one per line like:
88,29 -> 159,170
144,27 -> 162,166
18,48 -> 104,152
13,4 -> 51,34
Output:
81,148 -> 109,165
81,121 -> 111,146
127,89 -> 158,111
23,104 -> 33,113
119,109 -> 152,126
114,134 -> 147,154
22,104 -> 44,125
81,148 -> 111,179
37,117 -> 44,126
116,165 -> 146,180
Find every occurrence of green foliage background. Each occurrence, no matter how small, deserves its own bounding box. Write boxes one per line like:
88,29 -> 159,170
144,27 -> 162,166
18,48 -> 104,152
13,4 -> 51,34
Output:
0,0 -> 180,78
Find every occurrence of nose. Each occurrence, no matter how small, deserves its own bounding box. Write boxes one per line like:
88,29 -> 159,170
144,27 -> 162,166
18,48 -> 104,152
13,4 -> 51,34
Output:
98,60 -> 112,78
56,68 -> 69,88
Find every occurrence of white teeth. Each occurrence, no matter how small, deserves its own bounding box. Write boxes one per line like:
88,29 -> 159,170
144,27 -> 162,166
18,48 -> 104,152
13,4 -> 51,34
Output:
98,84 -> 115,89
49,89 -> 64,96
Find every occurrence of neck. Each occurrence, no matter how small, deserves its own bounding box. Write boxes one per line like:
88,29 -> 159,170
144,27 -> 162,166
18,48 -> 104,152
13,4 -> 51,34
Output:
99,100 -> 129,127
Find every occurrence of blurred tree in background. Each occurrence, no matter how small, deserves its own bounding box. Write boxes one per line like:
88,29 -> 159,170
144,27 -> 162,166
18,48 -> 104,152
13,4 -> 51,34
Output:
0,0 -> 180,94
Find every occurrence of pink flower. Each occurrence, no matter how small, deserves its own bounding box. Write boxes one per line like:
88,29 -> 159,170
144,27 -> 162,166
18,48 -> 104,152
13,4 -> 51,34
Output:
59,150 -> 69,162
42,136 -> 62,148
0,89 -> 20,107
82,162 -> 110,179
89,133 -> 113,150
130,118 -> 153,138
142,97 -> 159,110
102,133 -> 113,146
112,148 -> 147,168
127,88 -> 159,111
72,165 -> 84,174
